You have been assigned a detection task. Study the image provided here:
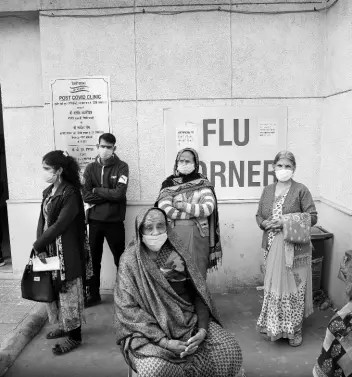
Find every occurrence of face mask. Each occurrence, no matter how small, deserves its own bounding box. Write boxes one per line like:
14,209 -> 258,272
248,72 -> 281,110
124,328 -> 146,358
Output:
142,232 -> 168,252
178,163 -> 195,175
275,169 -> 293,182
99,147 -> 113,160
43,170 -> 57,184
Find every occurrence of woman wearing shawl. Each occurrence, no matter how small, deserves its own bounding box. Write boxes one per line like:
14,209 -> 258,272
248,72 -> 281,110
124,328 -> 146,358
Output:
155,148 -> 222,279
33,151 -> 93,355
114,207 -> 245,377
313,283 -> 352,377
256,151 -> 318,347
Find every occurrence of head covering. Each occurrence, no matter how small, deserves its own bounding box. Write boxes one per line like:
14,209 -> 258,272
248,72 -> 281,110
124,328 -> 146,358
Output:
114,207 -> 220,369
174,147 -> 199,173
160,147 -> 202,190
156,148 -> 223,269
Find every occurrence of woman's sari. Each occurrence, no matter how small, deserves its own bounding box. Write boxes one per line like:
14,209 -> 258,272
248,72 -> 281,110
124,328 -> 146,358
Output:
257,194 -> 313,341
155,148 -> 222,273
313,301 -> 352,377
114,208 -> 245,377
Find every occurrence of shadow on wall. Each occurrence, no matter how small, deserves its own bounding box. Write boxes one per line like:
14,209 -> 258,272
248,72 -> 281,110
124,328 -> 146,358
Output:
0,85 -> 11,261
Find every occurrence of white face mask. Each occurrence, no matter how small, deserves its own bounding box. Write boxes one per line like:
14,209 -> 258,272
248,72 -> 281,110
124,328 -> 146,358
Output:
142,232 -> 168,252
178,163 -> 195,175
43,170 -> 58,184
275,169 -> 293,182
99,147 -> 114,160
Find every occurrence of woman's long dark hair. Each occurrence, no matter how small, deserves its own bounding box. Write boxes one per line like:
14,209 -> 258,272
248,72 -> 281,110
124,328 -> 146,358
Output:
42,150 -> 81,189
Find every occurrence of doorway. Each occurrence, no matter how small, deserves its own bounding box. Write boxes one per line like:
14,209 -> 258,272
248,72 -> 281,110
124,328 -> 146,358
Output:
0,85 -> 12,272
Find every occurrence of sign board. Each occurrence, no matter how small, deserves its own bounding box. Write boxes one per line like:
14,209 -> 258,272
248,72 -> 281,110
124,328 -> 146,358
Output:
50,76 -> 111,169
164,106 -> 287,200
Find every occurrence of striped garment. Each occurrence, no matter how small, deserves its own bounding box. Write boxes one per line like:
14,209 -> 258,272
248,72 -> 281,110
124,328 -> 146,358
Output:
158,187 -> 215,220
158,187 -> 215,238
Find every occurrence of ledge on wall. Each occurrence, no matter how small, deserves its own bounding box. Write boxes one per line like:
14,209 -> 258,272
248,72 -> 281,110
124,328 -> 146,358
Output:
6,198 -> 261,205
0,0 -> 337,13
7,196 -> 352,216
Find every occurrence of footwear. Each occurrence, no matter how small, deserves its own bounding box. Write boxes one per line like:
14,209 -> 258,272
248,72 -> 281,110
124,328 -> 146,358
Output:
52,338 -> 81,355
85,296 -> 102,308
289,331 -> 303,347
0,258 -> 5,267
46,328 -> 68,340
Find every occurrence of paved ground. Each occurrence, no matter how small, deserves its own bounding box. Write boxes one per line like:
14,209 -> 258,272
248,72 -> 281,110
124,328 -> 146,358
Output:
2,288 -> 334,377
0,279 -> 38,347
0,257 -> 12,275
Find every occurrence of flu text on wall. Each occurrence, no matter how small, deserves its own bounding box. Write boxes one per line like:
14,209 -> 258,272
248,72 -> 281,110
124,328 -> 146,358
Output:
164,106 -> 287,200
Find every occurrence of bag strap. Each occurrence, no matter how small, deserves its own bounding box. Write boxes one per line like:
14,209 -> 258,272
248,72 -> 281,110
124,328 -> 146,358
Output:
28,249 -> 35,265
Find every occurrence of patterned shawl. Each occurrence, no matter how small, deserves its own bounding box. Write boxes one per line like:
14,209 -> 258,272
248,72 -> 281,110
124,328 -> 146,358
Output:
313,301 -> 352,377
114,207 -> 220,369
155,148 -> 222,269
282,212 -> 312,269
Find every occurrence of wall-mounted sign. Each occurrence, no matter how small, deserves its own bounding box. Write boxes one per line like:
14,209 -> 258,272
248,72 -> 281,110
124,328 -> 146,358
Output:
176,122 -> 199,151
164,106 -> 287,200
50,76 -> 111,169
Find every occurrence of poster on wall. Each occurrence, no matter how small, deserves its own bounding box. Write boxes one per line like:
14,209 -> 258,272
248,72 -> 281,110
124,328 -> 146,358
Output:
164,106 -> 287,200
50,76 -> 111,170
176,122 -> 199,151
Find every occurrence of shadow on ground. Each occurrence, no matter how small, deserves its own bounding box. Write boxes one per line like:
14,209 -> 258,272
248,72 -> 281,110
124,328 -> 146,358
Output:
4,288 -> 331,377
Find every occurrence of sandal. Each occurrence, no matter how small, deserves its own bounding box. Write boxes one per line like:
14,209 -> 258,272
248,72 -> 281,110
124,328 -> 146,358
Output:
46,329 -> 68,340
52,338 -> 81,355
289,331 -> 303,347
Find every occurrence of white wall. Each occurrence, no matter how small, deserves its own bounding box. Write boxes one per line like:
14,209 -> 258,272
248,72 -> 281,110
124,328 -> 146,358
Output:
0,14 -> 49,201
318,0 -> 352,306
38,7 -> 324,199
0,3 -> 334,293
316,201 -> 352,308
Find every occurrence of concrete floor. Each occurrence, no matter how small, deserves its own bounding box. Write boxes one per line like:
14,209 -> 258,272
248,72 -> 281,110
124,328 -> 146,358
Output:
0,279 -> 38,347
4,289 -> 332,377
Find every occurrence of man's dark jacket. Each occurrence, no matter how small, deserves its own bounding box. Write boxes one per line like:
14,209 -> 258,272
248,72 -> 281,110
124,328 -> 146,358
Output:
82,154 -> 129,223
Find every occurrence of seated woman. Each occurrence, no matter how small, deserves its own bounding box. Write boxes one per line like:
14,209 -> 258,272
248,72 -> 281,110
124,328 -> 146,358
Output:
313,283 -> 352,377
114,207 -> 245,377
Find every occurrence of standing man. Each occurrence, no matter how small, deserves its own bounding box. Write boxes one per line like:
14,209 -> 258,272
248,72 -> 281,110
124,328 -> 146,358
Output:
82,133 -> 128,307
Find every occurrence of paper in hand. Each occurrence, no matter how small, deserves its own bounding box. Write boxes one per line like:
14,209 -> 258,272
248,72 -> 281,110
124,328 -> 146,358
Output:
32,256 -> 60,272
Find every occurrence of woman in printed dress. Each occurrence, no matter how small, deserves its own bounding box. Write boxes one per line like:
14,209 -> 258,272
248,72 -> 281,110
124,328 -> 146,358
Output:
114,207 -> 245,377
256,150 -> 318,347
155,148 -> 222,279
33,150 -> 93,355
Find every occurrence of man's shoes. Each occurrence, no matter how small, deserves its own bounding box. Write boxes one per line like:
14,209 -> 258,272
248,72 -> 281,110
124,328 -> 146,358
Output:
0,258 -> 5,267
85,296 -> 102,308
